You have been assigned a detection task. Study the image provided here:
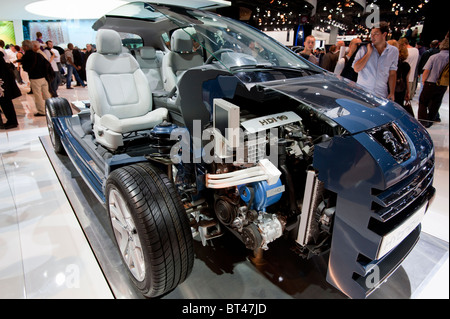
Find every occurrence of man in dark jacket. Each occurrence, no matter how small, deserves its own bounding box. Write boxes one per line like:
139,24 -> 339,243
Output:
418,37 -> 449,128
20,40 -> 51,116
418,40 -> 440,76
0,51 -> 22,129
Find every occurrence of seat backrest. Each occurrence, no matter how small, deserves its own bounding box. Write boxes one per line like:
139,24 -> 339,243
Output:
162,29 -> 203,91
86,29 -> 152,120
136,46 -> 164,91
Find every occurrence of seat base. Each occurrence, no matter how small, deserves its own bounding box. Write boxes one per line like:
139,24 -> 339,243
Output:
93,108 -> 168,150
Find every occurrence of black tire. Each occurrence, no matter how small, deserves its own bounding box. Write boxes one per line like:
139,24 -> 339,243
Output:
105,162 -> 194,298
45,97 -> 72,154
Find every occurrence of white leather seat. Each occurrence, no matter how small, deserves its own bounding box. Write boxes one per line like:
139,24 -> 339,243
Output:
136,46 -> 164,91
86,29 -> 168,150
162,29 -> 203,92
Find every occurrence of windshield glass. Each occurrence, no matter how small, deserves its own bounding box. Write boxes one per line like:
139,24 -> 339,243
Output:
178,9 -> 322,73
107,2 -> 323,74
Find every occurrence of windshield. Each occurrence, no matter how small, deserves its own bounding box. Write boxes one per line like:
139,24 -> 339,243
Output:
177,9 -> 322,73
106,2 -> 323,74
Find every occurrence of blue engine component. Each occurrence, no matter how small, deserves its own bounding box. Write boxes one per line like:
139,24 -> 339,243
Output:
238,179 -> 284,212
150,121 -> 178,135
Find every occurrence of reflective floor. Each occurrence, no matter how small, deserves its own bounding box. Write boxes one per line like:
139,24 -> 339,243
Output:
0,82 -> 448,299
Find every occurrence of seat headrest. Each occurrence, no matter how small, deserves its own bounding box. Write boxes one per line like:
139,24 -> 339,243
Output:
140,47 -> 156,59
171,29 -> 194,53
96,29 -> 123,55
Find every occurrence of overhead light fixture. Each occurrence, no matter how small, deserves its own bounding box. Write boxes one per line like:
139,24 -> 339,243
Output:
25,0 -> 128,19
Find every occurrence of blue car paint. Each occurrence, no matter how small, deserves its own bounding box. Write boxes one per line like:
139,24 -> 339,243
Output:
53,117 -> 105,201
53,116 -> 149,203
258,74 -> 407,134
334,98 -> 402,134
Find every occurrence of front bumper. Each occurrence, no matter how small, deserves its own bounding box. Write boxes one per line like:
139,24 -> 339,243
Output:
312,115 -> 435,299
329,184 -> 435,299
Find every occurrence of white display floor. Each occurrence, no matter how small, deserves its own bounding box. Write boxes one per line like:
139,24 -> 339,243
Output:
0,82 -> 448,299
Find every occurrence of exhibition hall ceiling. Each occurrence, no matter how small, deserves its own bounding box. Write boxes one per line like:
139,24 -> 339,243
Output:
233,0 -> 431,32
0,0 -> 432,28
0,0 -> 232,20
312,0 -> 431,31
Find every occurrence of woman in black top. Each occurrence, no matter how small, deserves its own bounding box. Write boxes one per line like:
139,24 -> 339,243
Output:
389,40 -> 413,116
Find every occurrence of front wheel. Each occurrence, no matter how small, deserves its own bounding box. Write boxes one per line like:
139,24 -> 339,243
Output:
106,162 -> 194,298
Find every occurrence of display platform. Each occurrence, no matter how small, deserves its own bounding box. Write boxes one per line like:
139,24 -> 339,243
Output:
40,135 -> 449,299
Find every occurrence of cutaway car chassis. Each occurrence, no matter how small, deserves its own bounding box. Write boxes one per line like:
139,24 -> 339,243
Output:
45,2 -> 436,299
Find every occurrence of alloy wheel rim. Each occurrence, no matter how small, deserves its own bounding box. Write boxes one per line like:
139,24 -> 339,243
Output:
108,188 -> 146,281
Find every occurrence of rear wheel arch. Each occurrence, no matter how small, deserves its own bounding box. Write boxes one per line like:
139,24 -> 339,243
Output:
45,97 -> 73,154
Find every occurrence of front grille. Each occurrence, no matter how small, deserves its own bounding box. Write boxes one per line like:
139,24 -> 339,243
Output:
371,158 -> 434,222
368,122 -> 411,163
369,187 -> 430,236
369,158 -> 435,237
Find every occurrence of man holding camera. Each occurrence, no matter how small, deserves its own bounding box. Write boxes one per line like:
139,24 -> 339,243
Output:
353,21 -> 399,100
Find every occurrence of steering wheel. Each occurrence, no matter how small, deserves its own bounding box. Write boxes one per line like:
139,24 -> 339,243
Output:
204,48 -> 234,64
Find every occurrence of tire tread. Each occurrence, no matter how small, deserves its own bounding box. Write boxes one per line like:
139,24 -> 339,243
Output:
106,162 -> 194,298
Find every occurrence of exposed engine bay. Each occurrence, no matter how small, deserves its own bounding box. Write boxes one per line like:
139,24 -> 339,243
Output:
172,95 -> 341,258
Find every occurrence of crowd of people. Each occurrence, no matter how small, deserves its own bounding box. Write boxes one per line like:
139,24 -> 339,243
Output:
0,31 -> 96,129
299,23 -> 449,128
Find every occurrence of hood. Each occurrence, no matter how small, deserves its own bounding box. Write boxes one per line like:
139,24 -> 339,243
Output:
258,73 -> 409,134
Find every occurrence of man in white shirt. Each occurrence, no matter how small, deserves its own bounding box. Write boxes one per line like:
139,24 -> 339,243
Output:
64,43 -> 85,89
44,40 -> 61,96
4,44 -> 24,84
353,21 -> 399,100
398,38 -> 420,98
5,45 -> 17,64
